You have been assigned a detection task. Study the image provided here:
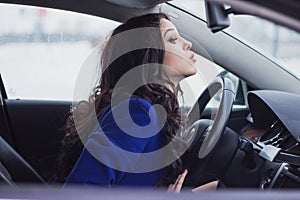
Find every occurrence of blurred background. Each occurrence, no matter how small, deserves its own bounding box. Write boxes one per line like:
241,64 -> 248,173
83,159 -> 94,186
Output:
0,1 -> 299,107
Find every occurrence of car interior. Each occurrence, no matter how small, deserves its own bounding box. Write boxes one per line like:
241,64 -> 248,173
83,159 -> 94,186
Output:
0,0 -> 300,192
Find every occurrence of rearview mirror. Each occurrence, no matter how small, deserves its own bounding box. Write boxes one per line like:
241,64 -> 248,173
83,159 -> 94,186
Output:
205,1 -> 230,33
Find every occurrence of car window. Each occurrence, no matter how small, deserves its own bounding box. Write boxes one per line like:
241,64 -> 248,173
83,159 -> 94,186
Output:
170,0 -> 300,79
0,3 -> 241,108
226,16 -> 300,79
179,53 -> 240,109
170,0 -> 206,20
167,0 -> 244,109
0,4 -> 120,100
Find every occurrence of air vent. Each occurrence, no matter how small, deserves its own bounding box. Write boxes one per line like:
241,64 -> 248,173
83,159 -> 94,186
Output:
259,120 -> 300,155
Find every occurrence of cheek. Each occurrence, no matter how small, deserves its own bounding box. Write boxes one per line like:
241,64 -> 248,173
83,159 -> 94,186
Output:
163,51 -> 188,70
163,51 -> 197,76
164,43 -> 180,63
163,51 -> 183,66
163,51 -> 175,66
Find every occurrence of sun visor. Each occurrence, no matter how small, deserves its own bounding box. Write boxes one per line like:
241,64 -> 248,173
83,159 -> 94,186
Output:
248,90 -> 300,142
105,0 -> 170,9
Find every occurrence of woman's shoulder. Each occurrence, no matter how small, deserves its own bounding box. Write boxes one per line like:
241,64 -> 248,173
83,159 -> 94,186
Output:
89,96 -> 164,153
128,96 -> 153,111
97,96 -> 162,136
129,96 -> 152,105
128,97 -> 154,119
100,97 -> 155,125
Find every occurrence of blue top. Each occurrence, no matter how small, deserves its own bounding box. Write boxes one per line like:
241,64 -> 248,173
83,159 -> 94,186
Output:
64,97 -> 167,187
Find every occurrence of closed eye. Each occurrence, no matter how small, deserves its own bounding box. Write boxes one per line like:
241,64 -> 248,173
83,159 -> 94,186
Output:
168,37 -> 177,44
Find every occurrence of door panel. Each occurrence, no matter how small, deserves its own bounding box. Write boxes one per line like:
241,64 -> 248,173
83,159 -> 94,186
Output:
3,99 -> 70,180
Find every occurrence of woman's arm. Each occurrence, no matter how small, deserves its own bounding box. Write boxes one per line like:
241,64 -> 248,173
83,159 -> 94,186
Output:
191,181 -> 218,192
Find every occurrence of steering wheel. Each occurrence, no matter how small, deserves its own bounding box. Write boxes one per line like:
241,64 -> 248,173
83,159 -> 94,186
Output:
186,76 -> 235,158
184,77 -> 300,189
182,77 -> 235,186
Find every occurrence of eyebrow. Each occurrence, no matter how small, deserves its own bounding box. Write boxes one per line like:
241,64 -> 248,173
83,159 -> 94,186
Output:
163,28 -> 175,38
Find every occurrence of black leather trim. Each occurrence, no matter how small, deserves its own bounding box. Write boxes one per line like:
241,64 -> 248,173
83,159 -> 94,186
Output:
0,136 -> 45,183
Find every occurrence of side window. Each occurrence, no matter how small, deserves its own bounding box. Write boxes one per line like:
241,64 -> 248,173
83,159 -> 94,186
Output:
180,53 -> 244,109
0,4 -> 120,100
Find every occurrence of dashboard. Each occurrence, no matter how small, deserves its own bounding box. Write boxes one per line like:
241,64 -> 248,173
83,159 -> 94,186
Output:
243,90 -> 300,156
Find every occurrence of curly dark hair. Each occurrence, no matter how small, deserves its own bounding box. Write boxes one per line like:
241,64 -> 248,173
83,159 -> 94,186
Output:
55,13 -> 187,186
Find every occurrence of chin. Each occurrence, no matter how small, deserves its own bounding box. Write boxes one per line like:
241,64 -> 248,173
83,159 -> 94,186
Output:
183,71 -> 197,78
185,67 -> 197,77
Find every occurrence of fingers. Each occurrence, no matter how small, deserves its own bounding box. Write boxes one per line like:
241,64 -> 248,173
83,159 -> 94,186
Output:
174,169 -> 188,192
168,169 -> 188,193
168,184 -> 174,191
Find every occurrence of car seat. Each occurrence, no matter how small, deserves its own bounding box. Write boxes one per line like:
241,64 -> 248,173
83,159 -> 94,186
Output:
0,136 -> 45,185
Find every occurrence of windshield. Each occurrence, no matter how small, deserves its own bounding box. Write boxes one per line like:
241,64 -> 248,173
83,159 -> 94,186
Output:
170,0 -> 300,79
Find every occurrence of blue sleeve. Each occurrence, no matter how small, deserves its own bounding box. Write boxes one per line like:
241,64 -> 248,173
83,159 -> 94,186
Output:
64,97 -> 165,187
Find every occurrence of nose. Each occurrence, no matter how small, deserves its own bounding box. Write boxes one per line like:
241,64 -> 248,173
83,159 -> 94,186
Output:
183,38 -> 192,51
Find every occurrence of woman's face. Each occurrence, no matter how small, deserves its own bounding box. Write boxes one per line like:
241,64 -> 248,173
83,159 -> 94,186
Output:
160,18 -> 197,85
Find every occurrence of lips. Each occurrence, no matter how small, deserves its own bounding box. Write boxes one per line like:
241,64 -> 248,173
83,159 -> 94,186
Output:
189,53 -> 196,63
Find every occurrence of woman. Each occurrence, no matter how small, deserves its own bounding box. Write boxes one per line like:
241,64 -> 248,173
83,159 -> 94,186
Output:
56,13 -> 217,191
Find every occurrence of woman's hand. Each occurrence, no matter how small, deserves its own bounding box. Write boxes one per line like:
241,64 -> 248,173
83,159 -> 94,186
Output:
168,169 -> 218,193
168,169 -> 188,193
